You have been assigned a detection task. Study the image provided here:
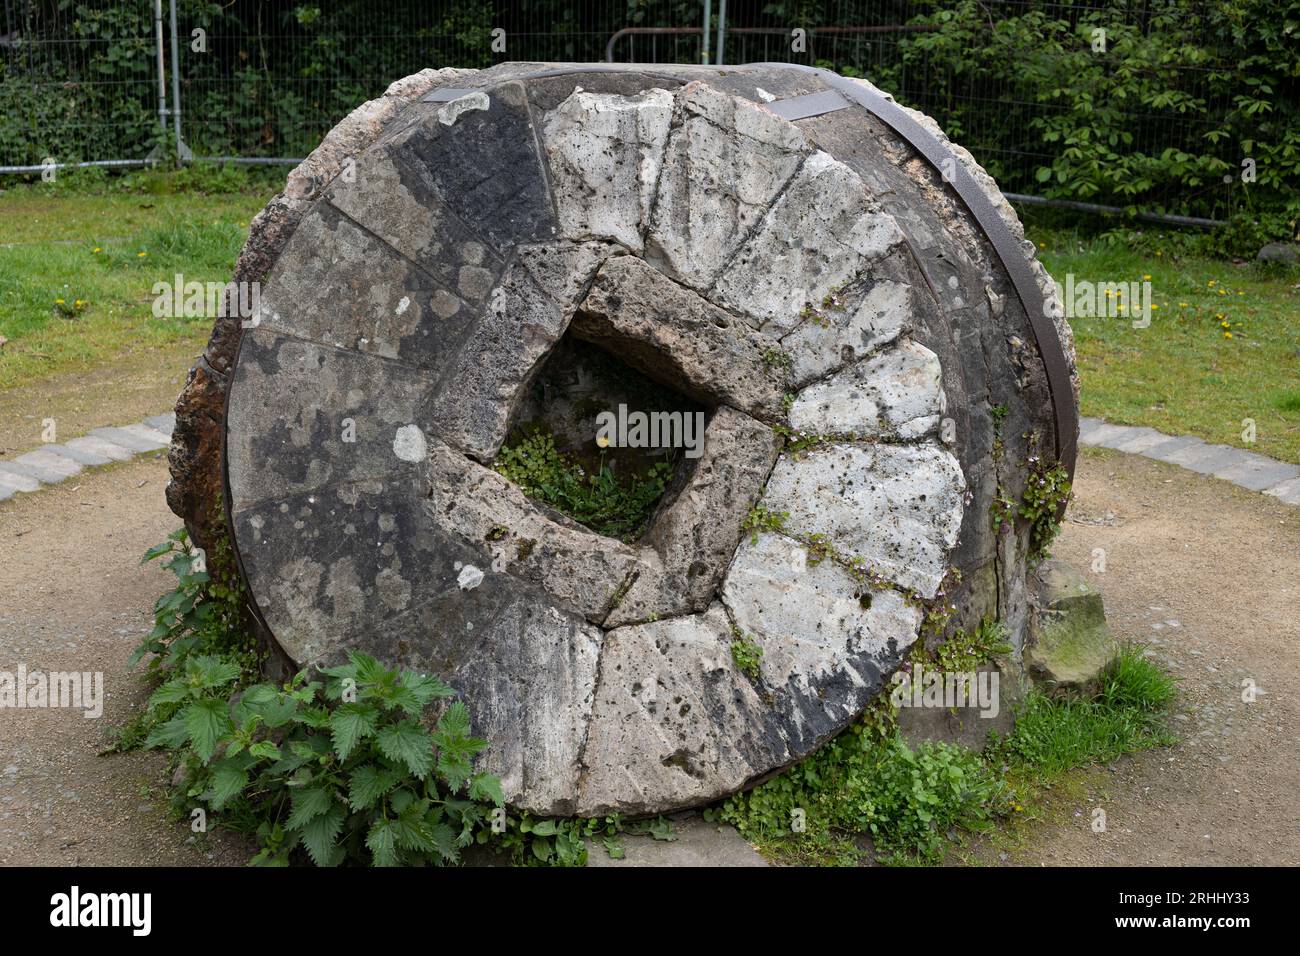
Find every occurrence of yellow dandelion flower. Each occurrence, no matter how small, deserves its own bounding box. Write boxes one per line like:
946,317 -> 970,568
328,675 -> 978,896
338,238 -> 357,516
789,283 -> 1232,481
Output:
1224,332 -> 1233,339
92,247 -> 101,253
1143,274 -> 1152,280
55,298 -> 65,304
137,251 -> 147,258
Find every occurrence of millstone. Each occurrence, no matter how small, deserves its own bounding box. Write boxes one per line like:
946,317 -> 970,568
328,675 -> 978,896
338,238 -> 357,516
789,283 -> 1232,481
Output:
168,63 -> 1078,816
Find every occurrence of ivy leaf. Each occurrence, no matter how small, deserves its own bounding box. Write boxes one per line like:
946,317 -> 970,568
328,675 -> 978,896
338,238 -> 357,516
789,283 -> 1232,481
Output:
329,703 -> 378,761
299,804 -> 346,867
286,784 -> 333,831
376,721 -> 434,777
366,817 -> 400,867
183,698 -> 232,764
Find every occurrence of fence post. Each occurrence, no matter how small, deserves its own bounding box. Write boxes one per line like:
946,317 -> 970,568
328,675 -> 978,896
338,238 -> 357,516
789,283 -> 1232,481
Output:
715,0 -> 727,66
168,0 -> 191,161
153,0 -> 167,137
702,0 -> 711,64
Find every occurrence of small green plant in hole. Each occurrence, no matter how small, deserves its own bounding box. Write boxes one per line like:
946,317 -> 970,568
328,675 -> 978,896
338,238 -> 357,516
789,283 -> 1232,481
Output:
730,626 -> 764,679
494,430 -> 674,542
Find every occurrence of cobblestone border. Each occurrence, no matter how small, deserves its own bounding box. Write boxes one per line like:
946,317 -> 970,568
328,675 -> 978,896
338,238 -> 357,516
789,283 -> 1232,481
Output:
1080,416 -> 1300,506
0,413 -> 175,501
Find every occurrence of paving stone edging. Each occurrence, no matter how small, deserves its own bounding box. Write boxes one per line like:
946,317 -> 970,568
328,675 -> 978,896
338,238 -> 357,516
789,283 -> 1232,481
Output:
1080,417 -> 1300,506
0,413 -> 175,501
2,411 -> 1296,508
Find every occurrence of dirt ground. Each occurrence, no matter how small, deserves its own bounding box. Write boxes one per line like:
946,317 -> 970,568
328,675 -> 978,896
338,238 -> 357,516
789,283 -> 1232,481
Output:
0,444 -> 1295,866
0,453 -> 244,865
985,446 -> 1300,865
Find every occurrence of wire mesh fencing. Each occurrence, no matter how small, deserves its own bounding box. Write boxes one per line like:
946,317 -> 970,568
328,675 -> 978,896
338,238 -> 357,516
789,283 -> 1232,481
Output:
1,1 -> 1289,223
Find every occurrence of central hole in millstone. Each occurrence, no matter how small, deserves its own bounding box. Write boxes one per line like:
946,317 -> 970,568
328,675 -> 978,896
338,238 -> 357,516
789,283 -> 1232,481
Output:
495,332 -> 709,544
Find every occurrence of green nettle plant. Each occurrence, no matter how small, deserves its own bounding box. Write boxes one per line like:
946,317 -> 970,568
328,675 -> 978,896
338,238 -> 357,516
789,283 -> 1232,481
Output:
129,528 -> 506,867
144,651 -> 504,867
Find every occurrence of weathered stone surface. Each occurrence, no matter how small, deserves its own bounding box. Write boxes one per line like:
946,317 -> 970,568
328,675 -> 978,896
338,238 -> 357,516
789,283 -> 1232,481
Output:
172,64 -> 1078,816
426,250 -> 578,462
422,439 -> 647,623
249,203 -> 476,371
577,605 -> 777,815
225,330 -> 431,512
780,269 -> 913,388
723,532 -> 922,749
574,256 -> 786,418
645,83 -> 809,290
1025,559 -> 1116,691
788,340 -> 944,440
712,150 -> 904,333
761,442 -> 965,598
607,407 -> 781,627
543,87 -> 673,251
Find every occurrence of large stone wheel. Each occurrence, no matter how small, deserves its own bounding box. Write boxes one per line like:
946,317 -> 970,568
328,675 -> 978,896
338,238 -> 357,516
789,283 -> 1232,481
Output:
169,63 -> 1077,816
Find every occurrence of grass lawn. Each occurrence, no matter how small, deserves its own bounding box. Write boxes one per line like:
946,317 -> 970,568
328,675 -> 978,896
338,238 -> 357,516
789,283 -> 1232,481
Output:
1,174 -> 1297,466
1025,219 -> 1300,465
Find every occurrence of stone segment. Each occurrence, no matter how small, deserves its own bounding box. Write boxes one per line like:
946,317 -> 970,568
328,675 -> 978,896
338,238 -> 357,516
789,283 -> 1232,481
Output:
3,457 -> 70,484
1141,434 -> 1205,462
760,442 -> 965,598
144,413 -> 176,437
117,423 -> 172,446
45,443 -> 113,467
1106,426 -> 1174,454
428,245 -> 606,462
324,142 -> 504,302
0,467 -> 40,493
422,439 -> 647,623
788,339 -> 944,441
779,269 -> 913,388
225,330 -> 432,513
379,81 -> 556,252
248,203 -> 476,371
722,532 -> 923,745
1264,476 -> 1300,506
14,449 -> 82,480
542,87 -> 674,251
1166,442 -> 1252,477
577,604 -> 779,816
606,407 -> 781,627
1213,454 -> 1300,492
573,256 -> 786,418
645,82 -> 810,290
712,150 -> 904,333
